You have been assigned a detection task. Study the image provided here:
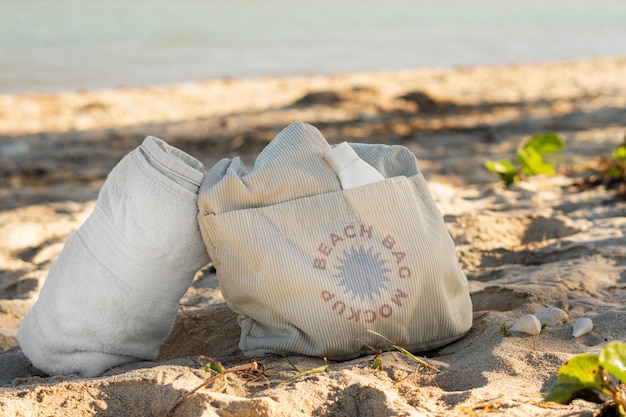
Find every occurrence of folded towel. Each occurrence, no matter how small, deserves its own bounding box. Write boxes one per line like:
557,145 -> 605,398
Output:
17,136 -> 210,377
198,121 -> 472,359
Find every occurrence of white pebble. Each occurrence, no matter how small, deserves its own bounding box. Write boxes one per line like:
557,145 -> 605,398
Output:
510,314 -> 542,336
534,307 -> 569,327
572,317 -> 593,338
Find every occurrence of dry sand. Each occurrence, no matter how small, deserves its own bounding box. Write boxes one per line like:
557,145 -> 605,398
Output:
1,58 -> 626,416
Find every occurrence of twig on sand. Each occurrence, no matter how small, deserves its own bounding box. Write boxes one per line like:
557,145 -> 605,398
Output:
276,357 -> 329,388
366,329 -> 441,387
167,356 -> 268,417
367,330 -> 441,373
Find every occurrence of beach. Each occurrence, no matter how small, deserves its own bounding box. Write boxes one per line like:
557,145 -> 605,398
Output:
1,57 -> 626,416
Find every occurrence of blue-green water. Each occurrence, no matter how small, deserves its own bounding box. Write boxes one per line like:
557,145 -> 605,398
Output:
1,0 -> 626,93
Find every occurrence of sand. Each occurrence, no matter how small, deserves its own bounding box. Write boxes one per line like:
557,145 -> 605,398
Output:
1,58 -> 626,416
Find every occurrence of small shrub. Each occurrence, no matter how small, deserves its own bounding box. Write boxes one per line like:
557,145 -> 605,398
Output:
575,135 -> 626,197
605,140 -> 626,183
485,132 -> 566,186
545,341 -> 626,416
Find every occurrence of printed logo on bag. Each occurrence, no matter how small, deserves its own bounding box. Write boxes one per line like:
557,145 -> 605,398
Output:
313,224 -> 412,323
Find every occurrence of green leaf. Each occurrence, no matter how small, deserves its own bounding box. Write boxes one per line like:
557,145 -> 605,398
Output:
371,357 -> 383,370
517,147 -> 556,176
545,386 -> 607,406
500,322 -> 510,337
612,144 -> 626,161
606,166 -> 624,180
205,362 -> 225,373
523,132 -> 565,155
545,354 -> 606,404
485,159 -> 518,185
485,159 -> 516,175
598,341 -> 626,385
556,354 -> 603,387
545,383 -> 590,404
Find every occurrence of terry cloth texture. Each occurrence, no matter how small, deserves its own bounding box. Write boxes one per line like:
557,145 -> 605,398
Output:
198,121 -> 472,359
17,136 -> 210,377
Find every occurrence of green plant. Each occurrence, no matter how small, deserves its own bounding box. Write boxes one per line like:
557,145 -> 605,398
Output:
277,357 -> 329,387
605,139 -> 626,182
485,132 -> 566,186
575,135 -> 626,198
500,322 -> 510,337
370,351 -> 384,371
367,329 -> 440,374
545,341 -> 626,416
167,357 -> 268,416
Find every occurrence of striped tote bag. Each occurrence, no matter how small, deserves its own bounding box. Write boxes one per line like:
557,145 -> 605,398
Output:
197,122 -> 472,359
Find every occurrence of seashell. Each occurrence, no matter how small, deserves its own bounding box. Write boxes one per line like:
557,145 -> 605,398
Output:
572,317 -> 593,338
509,314 -> 542,336
534,307 -> 568,327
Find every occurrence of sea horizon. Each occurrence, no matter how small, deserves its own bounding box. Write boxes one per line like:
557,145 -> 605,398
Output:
2,0 -> 626,94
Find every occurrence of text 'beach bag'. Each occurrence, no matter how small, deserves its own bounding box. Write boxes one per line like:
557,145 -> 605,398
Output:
197,122 -> 472,359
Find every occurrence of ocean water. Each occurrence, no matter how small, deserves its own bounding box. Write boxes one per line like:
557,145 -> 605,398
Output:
1,0 -> 626,93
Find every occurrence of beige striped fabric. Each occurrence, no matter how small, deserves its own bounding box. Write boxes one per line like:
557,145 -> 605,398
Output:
197,122 -> 472,359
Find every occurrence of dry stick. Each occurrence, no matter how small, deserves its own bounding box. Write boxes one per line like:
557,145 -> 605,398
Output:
367,330 -> 440,373
279,351 -> 302,373
367,329 -> 441,387
167,358 -> 263,417
276,357 -> 329,388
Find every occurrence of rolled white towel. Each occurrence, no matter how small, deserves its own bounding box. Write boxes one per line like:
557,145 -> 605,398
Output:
17,136 -> 210,377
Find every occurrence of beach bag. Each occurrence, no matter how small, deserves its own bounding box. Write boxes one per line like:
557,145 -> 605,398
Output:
197,122 -> 472,359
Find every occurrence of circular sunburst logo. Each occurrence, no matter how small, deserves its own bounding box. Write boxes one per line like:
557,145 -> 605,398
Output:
334,245 -> 391,300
